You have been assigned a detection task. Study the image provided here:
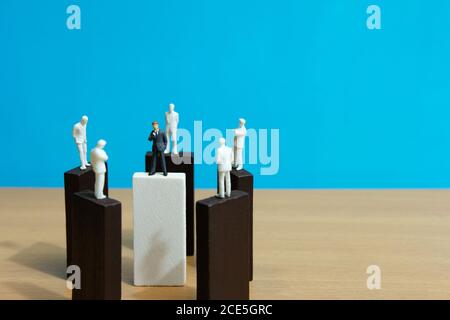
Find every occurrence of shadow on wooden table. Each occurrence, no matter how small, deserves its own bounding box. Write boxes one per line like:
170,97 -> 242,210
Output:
122,254 -> 134,285
123,229 -> 133,250
9,242 -> 66,280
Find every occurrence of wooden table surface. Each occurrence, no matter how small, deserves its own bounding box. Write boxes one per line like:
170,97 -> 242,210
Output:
1,188 -> 450,300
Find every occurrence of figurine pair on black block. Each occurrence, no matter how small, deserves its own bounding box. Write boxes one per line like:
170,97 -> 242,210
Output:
72,115 -> 108,200
69,116 -> 121,300
216,118 -> 247,198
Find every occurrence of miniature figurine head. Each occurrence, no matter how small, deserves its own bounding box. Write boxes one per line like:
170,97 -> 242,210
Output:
96,139 -> 107,149
152,121 -> 159,131
239,118 -> 246,127
219,137 -> 226,146
169,103 -> 175,112
81,115 -> 88,126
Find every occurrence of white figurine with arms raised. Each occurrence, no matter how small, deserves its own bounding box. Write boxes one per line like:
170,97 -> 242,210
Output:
216,137 -> 233,198
233,118 -> 247,170
72,115 -> 90,170
164,103 -> 179,154
90,139 -> 108,200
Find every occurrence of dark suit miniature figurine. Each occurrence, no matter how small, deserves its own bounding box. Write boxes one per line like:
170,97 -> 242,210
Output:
148,121 -> 168,176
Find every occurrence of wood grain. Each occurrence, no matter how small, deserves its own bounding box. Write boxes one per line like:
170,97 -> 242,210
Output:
1,188 -> 450,299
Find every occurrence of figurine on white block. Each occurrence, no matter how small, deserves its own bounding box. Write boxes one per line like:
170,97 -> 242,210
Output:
148,121 -> 168,176
72,115 -> 90,170
233,118 -> 247,170
164,103 -> 179,155
90,139 -> 108,200
216,137 -> 234,198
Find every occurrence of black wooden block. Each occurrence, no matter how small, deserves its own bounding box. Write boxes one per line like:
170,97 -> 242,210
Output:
71,191 -> 121,300
196,190 -> 249,300
216,169 -> 254,281
145,152 -> 195,256
64,165 -> 108,267
231,169 -> 254,281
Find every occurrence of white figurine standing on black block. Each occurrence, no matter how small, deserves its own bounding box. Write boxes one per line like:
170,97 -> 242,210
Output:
91,139 -> 108,200
164,103 -> 179,155
73,115 -> 90,170
216,137 -> 234,198
233,118 -> 247,170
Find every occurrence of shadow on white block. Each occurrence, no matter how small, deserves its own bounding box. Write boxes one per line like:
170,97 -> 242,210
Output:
132,172 -> 186,286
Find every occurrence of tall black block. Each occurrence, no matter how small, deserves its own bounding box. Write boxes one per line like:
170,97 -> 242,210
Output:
64,165 -> 108,267
217,169 -> 254,281
196,190 -> 249,300
71,191 -> 121,300
145,152 -> 194,256
231,169 -> 254,281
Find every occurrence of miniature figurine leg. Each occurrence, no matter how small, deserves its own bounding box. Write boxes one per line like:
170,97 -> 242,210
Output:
83,142 -> 90,166
149,152 -> 157,175
160,151 -> 168,176
236,148 -> 243,170
225,171 -> 231,197
171,130 -> 178,155
164,130 -> 171,154
95,172 -> 106,199
77,143 -> 87,170
217,171 -> 225,198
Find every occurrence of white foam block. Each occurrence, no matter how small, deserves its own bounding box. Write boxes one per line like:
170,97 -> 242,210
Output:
133,172 -> 186,286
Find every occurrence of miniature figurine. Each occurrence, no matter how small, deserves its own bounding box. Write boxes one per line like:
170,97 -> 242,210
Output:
90,139 -> 108,199
216,137 -> 234,198
148,121 -> 168,176
233,118 -> 247,170
164,103 -> 179,155
72,115 -> 90,170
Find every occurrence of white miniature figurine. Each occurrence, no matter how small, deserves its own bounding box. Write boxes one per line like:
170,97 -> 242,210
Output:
233,118 -> 247,170
90,139 -> 108,200
164,103 -> 179,155
72,115 -> 90,170
216,137 -> 234,198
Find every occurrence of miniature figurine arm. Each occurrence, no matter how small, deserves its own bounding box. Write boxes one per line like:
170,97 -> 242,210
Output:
216,150 -> 222,164
148,131 -> 156,141
175,113 -> 179,125
165,112 -> 170,125
231,148 -> 234,164
72,125 -> 79,139
162,131 -> 168,145
90,152 -> 97,163
235,128 -> 245,137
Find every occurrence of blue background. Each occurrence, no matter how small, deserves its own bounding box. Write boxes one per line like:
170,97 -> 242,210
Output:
1,0 -> 449,189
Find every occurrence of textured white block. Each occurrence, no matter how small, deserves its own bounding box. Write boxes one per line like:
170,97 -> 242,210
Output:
133,172 -> 186,286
